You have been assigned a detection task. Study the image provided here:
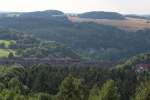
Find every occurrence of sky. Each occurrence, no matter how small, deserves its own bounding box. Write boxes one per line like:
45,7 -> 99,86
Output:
0,0 -> 150,14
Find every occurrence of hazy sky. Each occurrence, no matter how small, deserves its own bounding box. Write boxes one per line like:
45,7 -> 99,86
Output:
0,0 -> 150,14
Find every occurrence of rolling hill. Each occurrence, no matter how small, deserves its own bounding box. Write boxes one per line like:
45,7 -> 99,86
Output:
68,11 -> 150,31
125,14 -> 148,19
0,10 -> 150,60
78,11 -> 126,20
68,16 -> 150,31
0,29 -> 80,59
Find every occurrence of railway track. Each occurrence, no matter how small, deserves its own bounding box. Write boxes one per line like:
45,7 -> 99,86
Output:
0,58 -> 119,68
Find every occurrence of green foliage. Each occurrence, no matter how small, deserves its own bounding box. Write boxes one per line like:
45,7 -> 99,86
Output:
3,89 -> 15,100
1,15 -> 150,60
89,80 -> 120,100
0,94 -> 3,100
0,52 -> 149,100
56,74 -> 86,100
38,93 -> 52,100
0,49 -> 15,58
117,53 -> 150,71
0,29 -> 80,59
88,85 -> 100,100
98,80 -> 120,100
8,77 -> 23,93
14,95 -> 26,100
8,52 -> 15,58
133,80 -> 150,100
0,40 -> 16,48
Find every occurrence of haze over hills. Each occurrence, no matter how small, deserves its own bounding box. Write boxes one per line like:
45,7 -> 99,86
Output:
68,11 -> 150,31
125,14 -> 148,20
78,11 -> 126,20
1,10 -> 149,20
1,10 -> 150,31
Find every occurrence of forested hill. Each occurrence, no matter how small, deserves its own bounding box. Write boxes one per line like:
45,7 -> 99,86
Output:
0,53 -> 149,100
0,10 -> 150,60
117,53 -> 150,70
0,29 -> 79,59
0,10 -> 64,17
78,11 -> 126,20
125,14 -> 148,19
0,10 -> 150,100
20,10 -> 64,18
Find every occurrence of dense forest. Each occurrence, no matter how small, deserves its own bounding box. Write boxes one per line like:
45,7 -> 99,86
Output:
0,53 -> 149,100
0,29 -> 79,59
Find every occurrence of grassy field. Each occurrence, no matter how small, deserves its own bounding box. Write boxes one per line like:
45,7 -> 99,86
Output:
68,16 -> 150,31
0,40 -> 16,48
0,49 -> 16,58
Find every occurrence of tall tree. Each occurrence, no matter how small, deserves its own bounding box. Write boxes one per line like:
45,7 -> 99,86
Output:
132,80 -> 150,100
89,80 -> 120,100
38,93 -> 52,100
8,52 -> 15,59
88,85 -> 99,100
56,74 -> 86,100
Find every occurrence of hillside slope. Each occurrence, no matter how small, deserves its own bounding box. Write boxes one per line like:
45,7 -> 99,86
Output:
69,16 -> 150,31
0,29 -> 79,59
0,10 -> 150,60
78,11 -> 125,20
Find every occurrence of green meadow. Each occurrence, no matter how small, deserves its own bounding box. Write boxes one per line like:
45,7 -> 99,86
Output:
0,49 -> 16,58
0,40 -> 16,48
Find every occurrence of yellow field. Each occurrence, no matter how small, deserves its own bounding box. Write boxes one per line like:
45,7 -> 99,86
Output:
68,16 -> 150,31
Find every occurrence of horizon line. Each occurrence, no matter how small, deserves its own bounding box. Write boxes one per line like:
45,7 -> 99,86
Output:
0,9 -> 150,15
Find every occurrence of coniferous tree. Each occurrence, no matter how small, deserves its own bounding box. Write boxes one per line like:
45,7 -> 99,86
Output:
8,77 -> 23,94
56,74 -> 86,100
132,80 -> 150,100
88,85 -> 99,100
89,80 -> 120,100
8,52 -> 15,59
99,80 -> 120,100
38,93 -> 52,100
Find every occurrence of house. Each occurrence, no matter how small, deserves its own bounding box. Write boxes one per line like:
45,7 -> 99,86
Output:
136,64 -> 150,72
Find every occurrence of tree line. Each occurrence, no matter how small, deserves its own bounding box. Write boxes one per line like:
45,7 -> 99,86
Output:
0,59 -> 149,100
